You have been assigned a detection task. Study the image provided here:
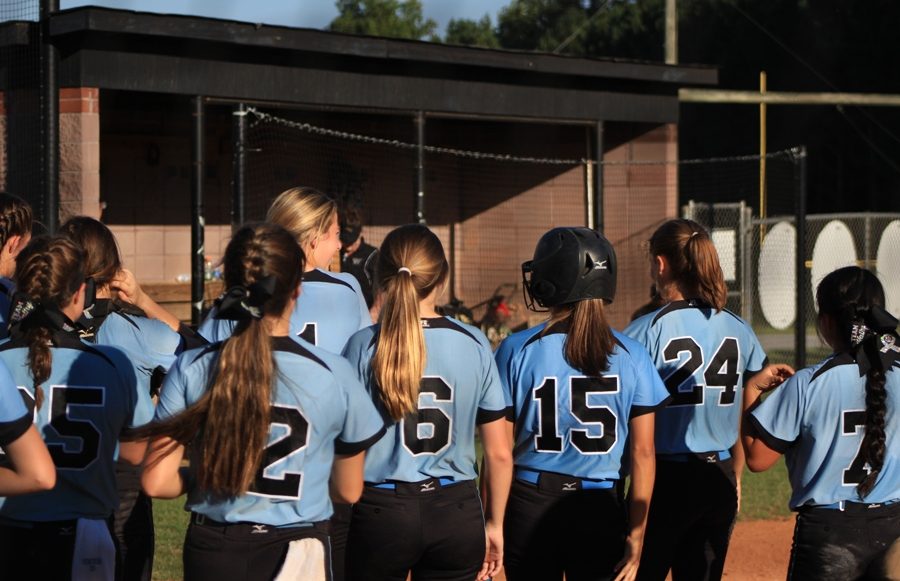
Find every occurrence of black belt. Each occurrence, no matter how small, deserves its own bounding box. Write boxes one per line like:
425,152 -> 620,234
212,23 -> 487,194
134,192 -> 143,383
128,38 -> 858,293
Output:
190,512 -> 327,535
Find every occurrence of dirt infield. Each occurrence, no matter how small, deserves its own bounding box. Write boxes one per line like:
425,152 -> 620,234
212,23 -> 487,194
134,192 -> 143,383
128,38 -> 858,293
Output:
723,519 -> 794,580
488,519 -> 795,581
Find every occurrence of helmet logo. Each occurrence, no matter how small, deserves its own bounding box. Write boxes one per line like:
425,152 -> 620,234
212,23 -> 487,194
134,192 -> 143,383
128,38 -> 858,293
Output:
593,260 -> 608,270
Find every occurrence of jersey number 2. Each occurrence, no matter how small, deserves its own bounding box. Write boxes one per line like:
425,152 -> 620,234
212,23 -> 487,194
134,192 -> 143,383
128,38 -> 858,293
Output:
251,405 -> 310,499
662,337 -> 740,406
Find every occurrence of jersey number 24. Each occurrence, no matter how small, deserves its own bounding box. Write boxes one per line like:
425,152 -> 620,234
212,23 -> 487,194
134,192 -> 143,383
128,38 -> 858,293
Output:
663,336 -> 741,406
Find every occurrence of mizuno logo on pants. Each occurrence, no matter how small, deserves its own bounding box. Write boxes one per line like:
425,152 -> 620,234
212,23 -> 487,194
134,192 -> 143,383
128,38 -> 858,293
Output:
562,482 -> 578,491
420,482 -> 436,492
251,525 -> 269,534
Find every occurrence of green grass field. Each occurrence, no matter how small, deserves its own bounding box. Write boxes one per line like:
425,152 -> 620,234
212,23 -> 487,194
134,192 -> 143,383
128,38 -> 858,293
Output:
150,460 -> 793,581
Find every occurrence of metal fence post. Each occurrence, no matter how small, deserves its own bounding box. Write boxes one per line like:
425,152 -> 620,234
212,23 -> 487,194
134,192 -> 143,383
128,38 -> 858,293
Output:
41,0 -> 59,232
415,111 -> 426,224
191,96 -> 206,326
794,146 -> 808,370
232,103 -> 247,233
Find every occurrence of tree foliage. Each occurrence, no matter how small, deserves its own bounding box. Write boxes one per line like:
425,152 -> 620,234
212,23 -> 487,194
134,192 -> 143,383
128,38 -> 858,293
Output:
329,0 -> 438,41
445,15 -> 499,49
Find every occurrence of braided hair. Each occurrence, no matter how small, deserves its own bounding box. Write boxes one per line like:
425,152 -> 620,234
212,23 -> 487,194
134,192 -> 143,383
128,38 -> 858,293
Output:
134,223 -> 304,497
816,266 -> 892,497
14,236 -> 85,409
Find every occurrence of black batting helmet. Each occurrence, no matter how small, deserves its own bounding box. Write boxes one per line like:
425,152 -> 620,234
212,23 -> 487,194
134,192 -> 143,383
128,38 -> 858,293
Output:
522,227 -> 617,310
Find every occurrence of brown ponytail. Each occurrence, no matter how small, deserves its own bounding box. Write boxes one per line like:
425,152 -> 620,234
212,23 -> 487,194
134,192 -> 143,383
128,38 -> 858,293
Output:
650,219 -> 727,311
545,298 -> 616,376
15,236 -> 85,409
136,223 -> 303,497
373,224 -> 448,421
58,216 -> 122,287
0,192 -> 33,248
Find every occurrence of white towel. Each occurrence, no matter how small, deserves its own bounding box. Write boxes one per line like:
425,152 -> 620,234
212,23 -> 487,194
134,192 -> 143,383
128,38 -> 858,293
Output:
71,518 -> 115,581
273,537 -> 328,581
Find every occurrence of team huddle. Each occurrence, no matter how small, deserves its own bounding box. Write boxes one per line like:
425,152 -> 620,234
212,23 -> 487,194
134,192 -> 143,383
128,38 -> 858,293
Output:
0,186 -> 897,581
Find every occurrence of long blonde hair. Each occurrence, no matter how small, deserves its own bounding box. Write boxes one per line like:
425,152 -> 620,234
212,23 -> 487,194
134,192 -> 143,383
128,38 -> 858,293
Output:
373,224 -> 449,421
135,223 -> 303,497
650,219 -> 727,311
267,187 -> 337,255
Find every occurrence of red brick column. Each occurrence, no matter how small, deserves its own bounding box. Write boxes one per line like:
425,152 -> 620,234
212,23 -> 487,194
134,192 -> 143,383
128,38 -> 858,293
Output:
59,87 -> 100,221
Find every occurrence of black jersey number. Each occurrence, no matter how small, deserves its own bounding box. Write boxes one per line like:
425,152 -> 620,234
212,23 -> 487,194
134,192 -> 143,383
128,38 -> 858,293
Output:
842,410 -> 870,486
534,376 -> 619,454
48,385 -> 105,470
251,405 -> 310,499
662,337 -> 740,406
403,376 -> 453,456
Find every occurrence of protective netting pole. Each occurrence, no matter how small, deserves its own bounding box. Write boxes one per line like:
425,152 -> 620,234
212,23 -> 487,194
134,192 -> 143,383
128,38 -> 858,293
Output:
41,0 -> 58,232
415,111 -> 426,224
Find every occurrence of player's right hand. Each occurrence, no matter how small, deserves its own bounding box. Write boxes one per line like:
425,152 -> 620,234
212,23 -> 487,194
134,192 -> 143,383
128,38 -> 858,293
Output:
613,535 -> 642,581
478,519 -> 503,581
750,363 -> 795,394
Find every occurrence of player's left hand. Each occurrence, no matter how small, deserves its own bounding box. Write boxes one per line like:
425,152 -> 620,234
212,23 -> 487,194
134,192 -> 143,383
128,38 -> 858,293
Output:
613,535 -> 642,581
477,519 -> 503,581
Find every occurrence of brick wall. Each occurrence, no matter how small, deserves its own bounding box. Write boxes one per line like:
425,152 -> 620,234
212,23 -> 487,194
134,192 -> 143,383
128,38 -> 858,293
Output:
60,88 -> 101,221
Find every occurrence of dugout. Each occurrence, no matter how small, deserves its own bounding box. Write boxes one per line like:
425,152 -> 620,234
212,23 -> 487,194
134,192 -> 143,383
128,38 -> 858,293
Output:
0,7 -> 717,327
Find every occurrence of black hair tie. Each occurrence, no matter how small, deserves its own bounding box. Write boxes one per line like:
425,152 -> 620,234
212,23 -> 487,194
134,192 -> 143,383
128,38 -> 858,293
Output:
854,305 -> 900,376
214,275 -> 278,321
8,291 -> 80,338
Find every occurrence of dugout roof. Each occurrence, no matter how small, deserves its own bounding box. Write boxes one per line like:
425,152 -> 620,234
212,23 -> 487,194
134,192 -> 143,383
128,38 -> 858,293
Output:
3,6 -> 716,125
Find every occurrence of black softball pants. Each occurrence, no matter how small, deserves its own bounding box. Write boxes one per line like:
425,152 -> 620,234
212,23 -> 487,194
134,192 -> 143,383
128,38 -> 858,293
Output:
347,479 -> 484,581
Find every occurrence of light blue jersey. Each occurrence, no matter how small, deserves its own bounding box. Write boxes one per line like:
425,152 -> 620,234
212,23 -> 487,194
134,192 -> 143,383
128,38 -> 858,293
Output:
155,336 -> 385,526
751,355 -> 900,509
494,322 -> 669,481
82,300 -> 181,396
199,269 -> 371,354
0,360 -> 29,447
342,317 -> 509,484
0,333 -> 152,521
625,299 -> 768,455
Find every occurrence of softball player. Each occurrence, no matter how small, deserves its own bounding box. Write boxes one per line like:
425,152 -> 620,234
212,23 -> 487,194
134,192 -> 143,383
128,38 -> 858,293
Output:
0,359 -> 55,496
139,223 -> 385,581
624,219 -> 769,581
0,192 -> 33,338
0,235 -> 152,581
497,227 -> 669,581
342,224 -> 512,581
200,186 -> 370,353
59,216 -> 207,581
198,187 -> 371,580
744,266 -> 899,581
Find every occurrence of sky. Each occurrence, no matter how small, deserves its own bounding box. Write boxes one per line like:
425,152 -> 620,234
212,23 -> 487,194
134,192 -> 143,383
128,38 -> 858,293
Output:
60,0 -> 510,34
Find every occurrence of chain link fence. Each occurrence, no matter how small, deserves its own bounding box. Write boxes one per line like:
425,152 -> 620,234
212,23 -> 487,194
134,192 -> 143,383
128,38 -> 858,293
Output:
686,198 -> 900,367
0,0 -> 47,223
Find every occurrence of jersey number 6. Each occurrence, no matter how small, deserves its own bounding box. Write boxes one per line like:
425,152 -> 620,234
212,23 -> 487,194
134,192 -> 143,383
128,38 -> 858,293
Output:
403,376 -> 453,456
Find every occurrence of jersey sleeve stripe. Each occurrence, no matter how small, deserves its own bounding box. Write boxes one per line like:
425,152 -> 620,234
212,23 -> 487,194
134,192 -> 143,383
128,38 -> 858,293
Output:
476,406 -> 510,425
0,412 -> 32,448
335,424 -> 387,456
747,413 -> 794,454
630,396 -> 672,420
